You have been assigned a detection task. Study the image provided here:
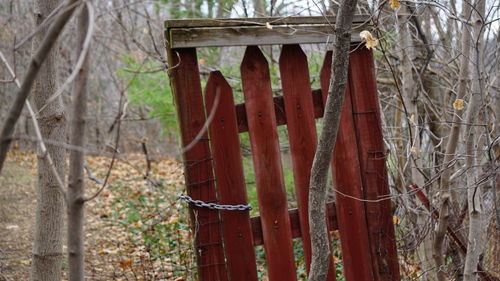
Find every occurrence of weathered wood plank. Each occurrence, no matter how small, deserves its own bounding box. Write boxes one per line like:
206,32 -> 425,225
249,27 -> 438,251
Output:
168,25 -> 365,48
165,15 -> 369,28
235,89 -> 324,132
279,44 -> 336,280
321,50 -> 376,281
279,43 -> 315,273
167,48 -> 228,281
348,47 -> 400,281
251,202 -> 339,246
205,71 -> 258,281
241,46 -> 297,281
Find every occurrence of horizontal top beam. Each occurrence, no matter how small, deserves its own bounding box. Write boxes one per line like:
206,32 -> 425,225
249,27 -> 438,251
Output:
165,15 -> 370,28
165,15 -> 371,48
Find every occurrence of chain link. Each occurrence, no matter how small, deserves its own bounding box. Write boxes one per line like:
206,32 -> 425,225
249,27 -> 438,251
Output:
179,194 -> 252,211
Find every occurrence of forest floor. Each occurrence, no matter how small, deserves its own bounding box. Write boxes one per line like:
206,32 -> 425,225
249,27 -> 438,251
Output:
4,151 -> 498,281
0,150 -> 195,281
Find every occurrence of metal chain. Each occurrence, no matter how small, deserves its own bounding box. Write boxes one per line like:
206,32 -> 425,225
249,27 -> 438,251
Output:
178,194 -> 252,211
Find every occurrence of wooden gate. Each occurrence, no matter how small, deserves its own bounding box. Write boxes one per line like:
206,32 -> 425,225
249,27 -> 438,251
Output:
165,16 -> 400,281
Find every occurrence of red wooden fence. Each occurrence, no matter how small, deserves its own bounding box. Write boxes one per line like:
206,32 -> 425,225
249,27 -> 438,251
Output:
167,30 -> 400,280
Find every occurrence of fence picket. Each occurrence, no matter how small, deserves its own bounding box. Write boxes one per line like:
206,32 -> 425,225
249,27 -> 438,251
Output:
240,46 -> 297,281
204,71 -> 259,281
321,51 -> 376,281
168,48 -> 228,281
279,44 -> 336,280
348,47 -> 401,280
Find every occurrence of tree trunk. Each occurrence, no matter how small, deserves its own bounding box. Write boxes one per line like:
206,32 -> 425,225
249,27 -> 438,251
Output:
67,4 -> 90,281
30,0 -> 67,280
397,7 -> 437,280
462,0 -> 486,279
307,1 -> 358,280
434,1 -> 473,280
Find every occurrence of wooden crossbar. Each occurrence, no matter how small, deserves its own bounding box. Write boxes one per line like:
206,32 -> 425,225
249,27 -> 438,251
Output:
165,15 -> 370,48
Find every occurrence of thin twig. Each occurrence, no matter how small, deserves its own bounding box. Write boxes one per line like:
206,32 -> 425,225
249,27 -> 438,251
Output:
83,85 -> 127,202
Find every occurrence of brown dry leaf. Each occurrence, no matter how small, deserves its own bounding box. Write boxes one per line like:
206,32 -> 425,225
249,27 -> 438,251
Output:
410,146 -> 419,154
453,98 -> 465,110
359,30 -> 379,50
119,259 -> 133,269
389,0 -> 401,10
393,216 -> 401,225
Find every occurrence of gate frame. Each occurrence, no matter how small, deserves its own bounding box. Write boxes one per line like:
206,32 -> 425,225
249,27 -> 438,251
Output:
165,15 -> 400,281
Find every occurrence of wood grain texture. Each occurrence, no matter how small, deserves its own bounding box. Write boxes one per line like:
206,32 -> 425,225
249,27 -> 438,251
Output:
168,48 -> 227,281
279,44 -> 335,281
348,47 -> 401,281
205,71 -> 258,281
240,46 -> 297,281
168,25 -> 364,48
321,50 -> 377,281
165,15 -> 369,28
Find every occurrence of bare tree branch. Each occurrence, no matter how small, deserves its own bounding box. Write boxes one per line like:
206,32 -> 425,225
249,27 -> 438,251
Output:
0,0 -> 80,175
308,1 -> 358,280
0,50 -> 67,199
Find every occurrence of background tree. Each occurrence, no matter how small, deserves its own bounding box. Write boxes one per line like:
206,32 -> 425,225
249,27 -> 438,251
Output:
67,3 -> 92,280
30,0 -> 67,279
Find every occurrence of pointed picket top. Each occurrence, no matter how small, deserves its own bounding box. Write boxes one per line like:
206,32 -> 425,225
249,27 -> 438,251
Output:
320,51 -> 333,105
279,44 -> 312,103
279,44 -> 312,105
279,44 -> 307,66
205,70 -> 232,112
241,46 -> 271,85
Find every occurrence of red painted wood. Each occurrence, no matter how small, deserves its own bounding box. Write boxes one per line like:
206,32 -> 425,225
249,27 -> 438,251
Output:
321,51 -> 377,281
169,48 -> 228,281
326,201 -> 339,231
348,47 -> 401,281
279,44 -> 315,272
279,44 -> 336,281
251,202 -> 339,246
319,51 -> 333,106
204,71 -> 258,281
240,46 -> 297,281
234,89 -> 324,133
